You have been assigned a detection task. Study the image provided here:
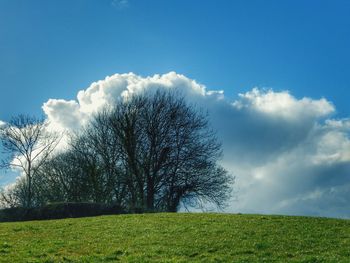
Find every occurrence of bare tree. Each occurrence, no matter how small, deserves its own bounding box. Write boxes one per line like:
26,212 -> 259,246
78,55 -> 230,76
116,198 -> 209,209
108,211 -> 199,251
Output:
0,178 -> 27,208
31,113 -> 127,206
78,110 -> 126,204
33,149 -> 93,204
0,115 -> 60,207
107,90 -> 233,212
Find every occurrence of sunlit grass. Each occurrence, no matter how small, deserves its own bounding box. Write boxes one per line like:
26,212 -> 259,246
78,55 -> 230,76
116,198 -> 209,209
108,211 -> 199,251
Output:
0,213 -> 349,262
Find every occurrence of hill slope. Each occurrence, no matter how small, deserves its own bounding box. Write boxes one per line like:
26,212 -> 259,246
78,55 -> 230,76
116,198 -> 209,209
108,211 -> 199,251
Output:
0,213 -> 349,262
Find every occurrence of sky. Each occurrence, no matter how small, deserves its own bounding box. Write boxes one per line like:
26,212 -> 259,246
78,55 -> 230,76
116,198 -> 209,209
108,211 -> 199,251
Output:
0,0 -> 350,218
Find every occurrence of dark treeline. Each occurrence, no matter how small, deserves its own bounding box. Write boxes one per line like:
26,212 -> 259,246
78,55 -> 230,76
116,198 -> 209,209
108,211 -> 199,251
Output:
1,90 -> 233,213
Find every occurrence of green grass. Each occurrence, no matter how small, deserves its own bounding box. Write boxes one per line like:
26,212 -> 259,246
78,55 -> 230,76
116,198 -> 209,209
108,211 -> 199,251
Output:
0,213 -> 349,262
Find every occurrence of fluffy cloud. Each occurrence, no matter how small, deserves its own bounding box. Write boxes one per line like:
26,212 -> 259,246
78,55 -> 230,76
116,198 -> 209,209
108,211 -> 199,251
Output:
42,72 -> 350,218
42,72 -> 207,132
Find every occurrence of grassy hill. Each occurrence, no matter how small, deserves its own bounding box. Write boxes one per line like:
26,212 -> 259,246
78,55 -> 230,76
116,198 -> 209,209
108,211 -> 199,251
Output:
0,213 -> 349,262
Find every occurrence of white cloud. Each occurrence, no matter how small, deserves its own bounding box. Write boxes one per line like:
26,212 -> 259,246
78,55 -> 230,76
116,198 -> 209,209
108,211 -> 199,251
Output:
233,88 -> 334,120
43,99 -> 85,132
0,120 -> 6,128
43,72 -> 208,133
39,72 -> 350,218
111,0 -> 129,9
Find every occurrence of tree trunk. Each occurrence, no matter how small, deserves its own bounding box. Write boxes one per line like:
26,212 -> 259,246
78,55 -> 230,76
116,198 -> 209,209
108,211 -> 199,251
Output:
146,177 -> 154,211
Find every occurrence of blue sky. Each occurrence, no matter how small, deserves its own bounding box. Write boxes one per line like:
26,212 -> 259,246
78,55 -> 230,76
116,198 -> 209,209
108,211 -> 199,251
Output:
1,0 -> 350,217
0,0 -> 350,120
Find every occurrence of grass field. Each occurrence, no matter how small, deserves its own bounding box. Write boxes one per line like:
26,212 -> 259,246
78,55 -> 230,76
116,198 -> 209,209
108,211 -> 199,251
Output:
0,213 -> 349,262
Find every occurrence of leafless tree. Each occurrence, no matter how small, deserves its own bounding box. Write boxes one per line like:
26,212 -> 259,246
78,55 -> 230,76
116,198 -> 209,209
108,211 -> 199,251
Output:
32,150 -> 89,204
79,110 -> 126,204
0,115 -> 60,207
107,90 -> 233,212
31,113 -> 127,206
0,178 -> 27,208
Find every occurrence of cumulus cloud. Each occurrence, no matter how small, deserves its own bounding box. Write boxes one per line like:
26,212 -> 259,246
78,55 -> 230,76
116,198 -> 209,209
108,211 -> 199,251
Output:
43,99 -> 85,132
41,72 -> 350,218
43,72 -> 207,133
